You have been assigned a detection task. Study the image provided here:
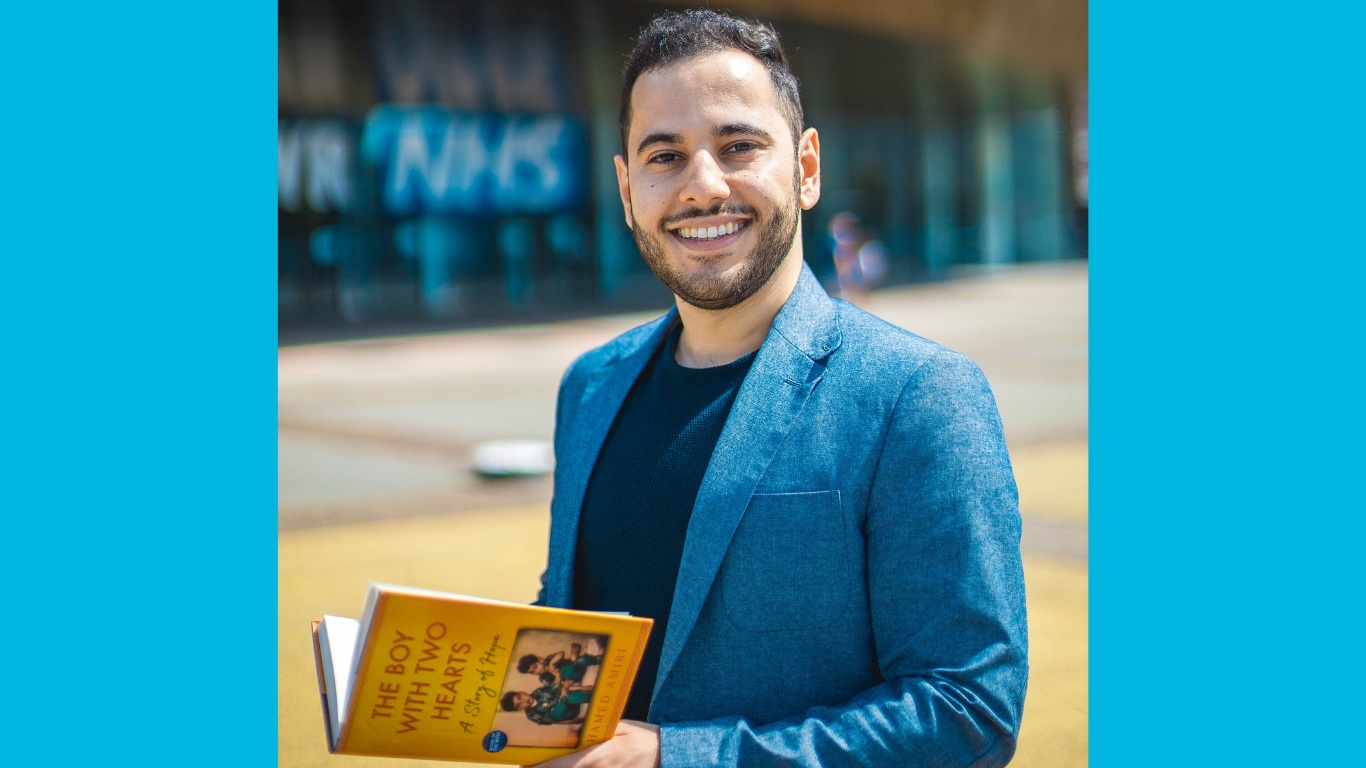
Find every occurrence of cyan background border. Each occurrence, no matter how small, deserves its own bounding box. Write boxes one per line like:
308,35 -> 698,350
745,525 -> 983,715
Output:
1092,1 -> 1363,765
1,2 -> 276,765
5,0 -> 1362,765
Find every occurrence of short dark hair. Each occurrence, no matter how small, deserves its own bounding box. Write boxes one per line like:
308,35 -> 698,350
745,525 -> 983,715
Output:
619,10 -> 804,155
500,691 -> 520,712
516,654 -> 540,674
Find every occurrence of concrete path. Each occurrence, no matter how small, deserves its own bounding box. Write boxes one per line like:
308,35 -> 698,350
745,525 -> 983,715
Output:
278,261 -> 1088,535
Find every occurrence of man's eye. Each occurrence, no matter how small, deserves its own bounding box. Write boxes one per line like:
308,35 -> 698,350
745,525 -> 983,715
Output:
727,141 -> 758,154
648,152 -> 681,164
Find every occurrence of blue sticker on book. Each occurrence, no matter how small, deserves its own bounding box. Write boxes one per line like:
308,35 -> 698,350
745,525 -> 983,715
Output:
483,731 -> 508,752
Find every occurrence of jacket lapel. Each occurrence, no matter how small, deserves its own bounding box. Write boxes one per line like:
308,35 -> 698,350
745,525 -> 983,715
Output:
651,265 -> 842,707
544,310 -> 678,608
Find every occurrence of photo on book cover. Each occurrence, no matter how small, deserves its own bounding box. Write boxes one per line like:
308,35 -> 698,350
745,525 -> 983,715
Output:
492,629 -> 611,748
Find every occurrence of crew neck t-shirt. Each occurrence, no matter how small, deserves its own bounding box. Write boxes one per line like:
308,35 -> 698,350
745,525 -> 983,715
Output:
572,325 -> 757,722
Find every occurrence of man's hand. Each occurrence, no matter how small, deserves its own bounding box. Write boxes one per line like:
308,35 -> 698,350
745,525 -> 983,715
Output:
528,720 -> 660,768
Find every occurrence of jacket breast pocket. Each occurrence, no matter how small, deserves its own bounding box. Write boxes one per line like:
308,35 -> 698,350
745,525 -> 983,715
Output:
720,490 -> 848,632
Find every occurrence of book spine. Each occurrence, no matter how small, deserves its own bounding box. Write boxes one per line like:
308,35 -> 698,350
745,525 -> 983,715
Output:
604,620 -> 653,736
311,621 -> 336,753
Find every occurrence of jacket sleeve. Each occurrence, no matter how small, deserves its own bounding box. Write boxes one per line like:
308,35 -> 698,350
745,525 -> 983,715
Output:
658,350 -> 1029,768
535,357 -> 585,607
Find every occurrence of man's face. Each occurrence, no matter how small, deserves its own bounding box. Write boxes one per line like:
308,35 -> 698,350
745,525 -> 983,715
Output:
512,692 -> 535,710
616,51 -> 819,311
527,660 -> 546,675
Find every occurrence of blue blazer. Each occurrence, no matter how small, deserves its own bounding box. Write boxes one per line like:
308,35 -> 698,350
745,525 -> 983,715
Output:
539,264 -> 1028,768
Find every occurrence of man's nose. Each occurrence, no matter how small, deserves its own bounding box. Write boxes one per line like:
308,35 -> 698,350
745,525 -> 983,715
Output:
679,151 -> 730,207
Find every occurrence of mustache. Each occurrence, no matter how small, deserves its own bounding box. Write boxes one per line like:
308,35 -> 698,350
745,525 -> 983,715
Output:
658,201 -> 760,231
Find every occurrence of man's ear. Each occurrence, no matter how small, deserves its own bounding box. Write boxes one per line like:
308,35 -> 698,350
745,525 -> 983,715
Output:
798,128 -> 821,211
614,155 -> 634,230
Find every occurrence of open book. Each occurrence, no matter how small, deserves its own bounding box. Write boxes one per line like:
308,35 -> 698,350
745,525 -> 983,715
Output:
312,583 -> 653,764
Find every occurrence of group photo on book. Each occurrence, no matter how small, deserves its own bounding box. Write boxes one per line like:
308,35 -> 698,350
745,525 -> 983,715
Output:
495,631 -> 610,745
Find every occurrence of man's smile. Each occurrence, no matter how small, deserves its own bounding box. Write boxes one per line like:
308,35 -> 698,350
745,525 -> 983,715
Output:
665,216 -> 752,250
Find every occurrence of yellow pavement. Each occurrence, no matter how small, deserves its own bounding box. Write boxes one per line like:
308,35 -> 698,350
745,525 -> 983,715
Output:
279,443 -> 1086,768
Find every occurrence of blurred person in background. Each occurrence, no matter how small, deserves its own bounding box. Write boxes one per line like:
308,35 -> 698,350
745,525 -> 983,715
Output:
828,211 -> 889,306
534,10 -> 1025,768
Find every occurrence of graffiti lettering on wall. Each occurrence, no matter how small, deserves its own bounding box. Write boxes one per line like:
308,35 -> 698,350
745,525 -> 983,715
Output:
278,120 -> 354,213
277,110 -> 586,217
279,110 -> 590,322
362,106 -> 585,217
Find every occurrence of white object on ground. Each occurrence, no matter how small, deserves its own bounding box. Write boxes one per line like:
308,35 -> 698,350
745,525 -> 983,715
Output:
472,439 -> 555,477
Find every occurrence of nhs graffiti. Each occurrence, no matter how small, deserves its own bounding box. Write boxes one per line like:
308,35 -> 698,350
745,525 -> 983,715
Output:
361,107 -> 585,216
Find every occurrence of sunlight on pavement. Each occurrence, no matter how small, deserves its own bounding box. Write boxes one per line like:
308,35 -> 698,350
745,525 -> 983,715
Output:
1014,554 -> 1088,768
1014,440 -> 1089,527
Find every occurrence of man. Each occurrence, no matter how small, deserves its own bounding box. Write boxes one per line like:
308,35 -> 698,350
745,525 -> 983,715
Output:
534,10 -> 1026,768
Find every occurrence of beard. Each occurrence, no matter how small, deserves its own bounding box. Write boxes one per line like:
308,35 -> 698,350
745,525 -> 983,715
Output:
631,176 -> 801,311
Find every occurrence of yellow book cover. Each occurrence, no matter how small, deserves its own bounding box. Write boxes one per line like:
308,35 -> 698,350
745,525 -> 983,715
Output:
312,583 -> 653,764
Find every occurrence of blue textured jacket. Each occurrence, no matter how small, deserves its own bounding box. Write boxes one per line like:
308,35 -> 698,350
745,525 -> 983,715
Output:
538,264 -> 1028,767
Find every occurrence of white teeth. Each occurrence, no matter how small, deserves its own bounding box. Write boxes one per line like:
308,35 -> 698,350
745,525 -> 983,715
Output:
677,222 -> 746,240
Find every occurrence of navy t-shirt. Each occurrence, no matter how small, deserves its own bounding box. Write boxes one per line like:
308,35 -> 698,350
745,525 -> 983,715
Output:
572,325 -> 756,722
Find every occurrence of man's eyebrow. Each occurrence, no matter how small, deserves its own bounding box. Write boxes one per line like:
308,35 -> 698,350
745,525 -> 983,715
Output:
713,123 -> 773,141
635,131 -> 684,155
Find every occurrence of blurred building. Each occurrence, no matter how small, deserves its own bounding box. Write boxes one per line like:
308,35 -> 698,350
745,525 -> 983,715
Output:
279,0 -> 1086,338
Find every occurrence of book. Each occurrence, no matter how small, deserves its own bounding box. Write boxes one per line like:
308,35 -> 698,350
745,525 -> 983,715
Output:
311,583 -> 653,764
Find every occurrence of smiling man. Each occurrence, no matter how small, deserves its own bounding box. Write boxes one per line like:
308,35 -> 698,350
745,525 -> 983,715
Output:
533,10 -> 1027,768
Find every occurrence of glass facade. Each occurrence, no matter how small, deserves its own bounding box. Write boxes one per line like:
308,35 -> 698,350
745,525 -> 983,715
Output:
279,0 -> 1084,338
